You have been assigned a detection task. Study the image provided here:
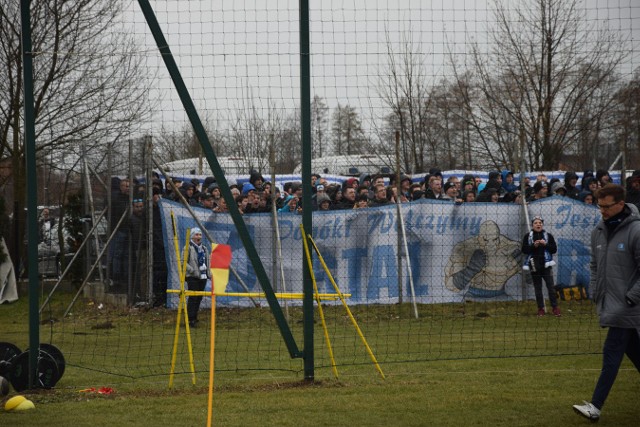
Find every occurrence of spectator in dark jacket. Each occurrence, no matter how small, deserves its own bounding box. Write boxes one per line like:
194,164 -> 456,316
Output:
596,169 -> 612,187
564,171 -> 580,199
501,170 -> 518,194
522,216 -> 560,317
625,173 -> 640,210
581,170 -> 595,190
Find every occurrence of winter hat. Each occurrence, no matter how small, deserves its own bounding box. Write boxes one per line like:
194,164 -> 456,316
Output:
488,170 -> 501,181
428,167 -> 442,177
533,181 -> 547,193
242,183 -> 256,195
550,181 -> 566,194
249,171 -> 264,185
531,216 -> 544,224
191,227 -> 202,236
443,182 -> 456,192
344,177 -> 358,188
564,171 -> 578,182
317,193 -> 331,205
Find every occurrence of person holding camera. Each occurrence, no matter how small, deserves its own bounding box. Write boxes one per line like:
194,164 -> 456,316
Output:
522,216 -> 560,317
186,227 -> 210,328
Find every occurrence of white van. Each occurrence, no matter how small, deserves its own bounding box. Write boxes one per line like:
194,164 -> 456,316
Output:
160,156 -> 269,176
294,154 -> 394,176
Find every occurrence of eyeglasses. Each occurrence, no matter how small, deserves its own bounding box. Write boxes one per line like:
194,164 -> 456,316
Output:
597,201 -> 620,210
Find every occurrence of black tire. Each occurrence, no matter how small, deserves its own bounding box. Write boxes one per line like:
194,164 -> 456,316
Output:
7,350 -> 60,391
0,342 -> 21,376
40,343 -> 66,379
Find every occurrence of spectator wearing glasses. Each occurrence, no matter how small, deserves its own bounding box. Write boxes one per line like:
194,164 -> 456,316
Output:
370,184 -> 391,207
573,184 -> 640,422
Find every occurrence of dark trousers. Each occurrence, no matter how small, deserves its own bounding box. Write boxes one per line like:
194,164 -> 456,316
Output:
186,277 -> 206,322
109,230 -> 129,284
591,327 -> 640,409
531,267 -> 557,309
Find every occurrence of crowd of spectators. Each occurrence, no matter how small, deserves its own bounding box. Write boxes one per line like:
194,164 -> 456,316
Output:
108,166 -> 640,304
131,167 -> 640,215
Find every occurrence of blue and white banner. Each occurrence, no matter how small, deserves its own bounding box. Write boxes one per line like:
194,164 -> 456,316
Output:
159,197 -> 598,308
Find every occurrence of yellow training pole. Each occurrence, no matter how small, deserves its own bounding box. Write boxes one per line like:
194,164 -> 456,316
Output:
207,284 -> 216,427
167,290 -> 348,300
168,212 -> 185,388
307,234 -> 386,380
169,225 -> 197,387
182,230 -> 197,385
299,225 -> 338,379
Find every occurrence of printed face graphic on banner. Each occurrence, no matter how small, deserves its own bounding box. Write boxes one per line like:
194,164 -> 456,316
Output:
444,220 -> 521,298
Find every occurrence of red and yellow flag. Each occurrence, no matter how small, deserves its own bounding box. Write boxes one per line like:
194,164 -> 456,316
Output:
209,244 -> 232,294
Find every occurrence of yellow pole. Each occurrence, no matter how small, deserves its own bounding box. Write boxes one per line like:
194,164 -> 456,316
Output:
168,212 -> 184,388
182,230 -> 197,385
169,225 -> 198,387
167,290 -> 349,300
307,233 -> 386,380
207,284 -> 216,427
299,225 -> 338,379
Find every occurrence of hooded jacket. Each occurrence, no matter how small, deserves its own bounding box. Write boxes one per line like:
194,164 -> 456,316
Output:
501,170 -> 518,193
563,171 -> 580,199
590,203 -> 640,329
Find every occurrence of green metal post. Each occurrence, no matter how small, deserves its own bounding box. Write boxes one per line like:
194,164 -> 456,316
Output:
136,0 -> 301,358
299,0 -> 314,380
20,0 -> 41,388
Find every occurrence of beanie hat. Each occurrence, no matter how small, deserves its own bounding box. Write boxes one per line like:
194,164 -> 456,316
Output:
191,227 -> 202,236
550,181 -> 566,194
533,181 -> 547,193
317,193 -> 331,205
531,216 -> 544,224
242,183 -> 256,195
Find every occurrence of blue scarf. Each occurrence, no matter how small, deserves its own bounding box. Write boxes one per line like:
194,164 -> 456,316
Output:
522,230 -> 555,271
190,241 -> 207,270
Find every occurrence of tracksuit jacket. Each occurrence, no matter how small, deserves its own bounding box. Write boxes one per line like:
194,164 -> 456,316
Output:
590,203 -> 640,329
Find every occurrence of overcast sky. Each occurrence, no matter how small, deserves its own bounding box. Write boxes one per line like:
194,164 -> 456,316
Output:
122,0 -> 640,134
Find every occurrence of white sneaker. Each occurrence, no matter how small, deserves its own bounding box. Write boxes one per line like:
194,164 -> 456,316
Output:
573,401 -> 600,422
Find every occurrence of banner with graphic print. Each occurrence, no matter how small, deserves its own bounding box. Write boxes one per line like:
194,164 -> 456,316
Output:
159,196 -> 598,308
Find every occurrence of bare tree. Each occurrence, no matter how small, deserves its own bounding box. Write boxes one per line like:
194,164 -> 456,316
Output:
310,95 -> 329,158
451,0 -> 628,170
331,104 -> 367,156
273,112 -> 301,174
0,0 -> 153,266
612,68 -> 640,169
374,30 -> 432,173
227,94 -> 295,174
152,117 -> 227,169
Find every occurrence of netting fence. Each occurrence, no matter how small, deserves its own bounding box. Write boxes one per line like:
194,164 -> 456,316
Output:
2,0 -> 639,387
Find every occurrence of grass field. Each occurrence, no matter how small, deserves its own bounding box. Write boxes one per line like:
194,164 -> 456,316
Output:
1,292 -> 638,426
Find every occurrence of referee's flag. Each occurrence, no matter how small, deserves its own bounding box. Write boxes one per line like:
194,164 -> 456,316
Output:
209,244 -> 232,294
